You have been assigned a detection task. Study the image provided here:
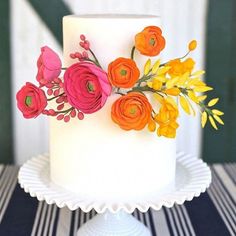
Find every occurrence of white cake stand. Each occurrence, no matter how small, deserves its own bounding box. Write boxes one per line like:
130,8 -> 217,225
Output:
18,152 -> 211,236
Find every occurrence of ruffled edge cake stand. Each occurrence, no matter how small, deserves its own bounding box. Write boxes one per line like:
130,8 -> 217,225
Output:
18,152 -> 211,236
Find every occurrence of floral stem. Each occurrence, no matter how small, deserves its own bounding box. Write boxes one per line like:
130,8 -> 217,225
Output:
179,51 -> 190,60
61,67 -> 67,70
83,58 -> 100,66
56,107 -> 73,114
132,85 -> 155,93
115,92 -> 125,96
131,46 -> 136,60
131,85 -> 166,98
137,75 -> 152,86
199,102 -> 213,115
47,92 -> 65,101
160,51 -> 191,67
89,49 -> 102,68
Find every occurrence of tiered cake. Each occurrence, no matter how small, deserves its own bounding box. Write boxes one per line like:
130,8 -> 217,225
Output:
50,15 -> 176,200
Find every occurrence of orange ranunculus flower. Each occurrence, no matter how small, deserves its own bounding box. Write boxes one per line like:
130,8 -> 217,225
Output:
111,92 -> 152,131
108,57 -> 140,88
167,58 -> 195,77
155,99 -> 179,138
135,26 -> 166,57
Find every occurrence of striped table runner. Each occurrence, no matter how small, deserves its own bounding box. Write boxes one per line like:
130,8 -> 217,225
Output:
0,164 -> 235,236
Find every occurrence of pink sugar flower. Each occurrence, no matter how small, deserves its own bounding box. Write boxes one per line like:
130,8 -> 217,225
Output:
36,46 -> 62,85
16,82 -> 47,118
64,62 -> 112,114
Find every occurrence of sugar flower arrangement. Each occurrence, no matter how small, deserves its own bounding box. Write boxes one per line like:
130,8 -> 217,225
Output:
16,26 -> 224,138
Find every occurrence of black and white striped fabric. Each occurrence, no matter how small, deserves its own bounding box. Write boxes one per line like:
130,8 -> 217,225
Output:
0,163 -> 235,236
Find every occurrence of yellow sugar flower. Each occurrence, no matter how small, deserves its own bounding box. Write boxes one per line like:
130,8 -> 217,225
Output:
175,72 -> 189,87
148,119 -> 157,132
165,88 -> 180,96
188,40 -> 197,51
156,66 -> 171,76
209,116 -> 218,130
199,97 -> 224,130
167,58 -> 195,77
193,86 -> 213,93
180,96 -> 191,115
144,59 -> 151,75
201,111 -> 207,128
213,115 -> 224,125
152,80 -> 163,90
187,91 -> 199,103
167,59 -> 183,77
212,109 -> 224,116
187,78 -> 206,88
155,99 -> 178,124
137,45 -> 223,134
147,79 -> 162,90
152,59 -> 161,74
166,77 -> 179,89
153,93 -> 164,103
155,98 -> 179,138
197,95 -> 207,102
191,70 -> 205,77
157,121 -> 179,138
165,96 -> 178,108
208,98 -> 219,107
183,58 -> 195,72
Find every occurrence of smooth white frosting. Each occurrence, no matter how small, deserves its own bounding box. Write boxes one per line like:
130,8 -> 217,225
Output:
50,15 -> 176,200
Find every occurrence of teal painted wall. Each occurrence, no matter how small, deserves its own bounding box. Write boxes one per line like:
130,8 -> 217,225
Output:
0,0 -> 13,163
203,0 -> 236,163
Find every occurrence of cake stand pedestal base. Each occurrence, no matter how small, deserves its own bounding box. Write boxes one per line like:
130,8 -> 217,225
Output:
18,153 -> 212,236
77,210 -> 151,236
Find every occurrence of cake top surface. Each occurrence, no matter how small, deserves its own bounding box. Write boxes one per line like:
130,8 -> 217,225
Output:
63,14 -> 160,20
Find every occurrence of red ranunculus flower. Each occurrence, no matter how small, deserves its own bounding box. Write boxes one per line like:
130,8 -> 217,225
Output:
16,82 -> 47,118
64,62 -> 112,114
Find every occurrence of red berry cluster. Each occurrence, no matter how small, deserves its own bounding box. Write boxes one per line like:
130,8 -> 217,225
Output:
79,34 -> 90,50
70,51 -> 88,60
69,34 -> 91,62
45,77 -> 63,96
41,77 -> 84,122
56,109 -> 84,123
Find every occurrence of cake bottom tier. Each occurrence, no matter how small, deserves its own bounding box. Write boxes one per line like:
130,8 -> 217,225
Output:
50,151 -> 176,201
50,96 -> 176,200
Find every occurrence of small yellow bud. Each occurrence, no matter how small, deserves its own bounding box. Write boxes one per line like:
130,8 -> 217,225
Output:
144,59 -> 151,75
152,80 -> 162,90
188,40 -> 197,51
148,119 -> 156,132
147,81 -> 153,88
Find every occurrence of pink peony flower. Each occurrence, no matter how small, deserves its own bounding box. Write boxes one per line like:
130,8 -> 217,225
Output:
16,82 -> 47,118
64,62 -> 112,114
36,46 -> 62,85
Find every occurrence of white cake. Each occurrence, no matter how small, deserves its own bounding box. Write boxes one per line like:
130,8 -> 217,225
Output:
50,15 -> 176,200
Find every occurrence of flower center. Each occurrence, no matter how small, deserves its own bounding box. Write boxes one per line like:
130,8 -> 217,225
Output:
120,69 -> 127,76
149,38 -> 156,46
25,96 -> 32,107
129,107 -> 136,114
87,81 -> 95,92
